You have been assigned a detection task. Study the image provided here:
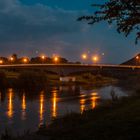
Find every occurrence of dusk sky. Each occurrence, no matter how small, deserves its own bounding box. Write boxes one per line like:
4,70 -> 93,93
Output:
0,0 -> 140,64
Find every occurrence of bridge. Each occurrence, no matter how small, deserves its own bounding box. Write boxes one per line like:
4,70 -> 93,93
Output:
0,64 -> 140,78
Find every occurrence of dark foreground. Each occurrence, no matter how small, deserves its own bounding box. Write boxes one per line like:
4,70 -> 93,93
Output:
1,76 -> 140,140
37,96 -> 140,140
2,95 -> 140,140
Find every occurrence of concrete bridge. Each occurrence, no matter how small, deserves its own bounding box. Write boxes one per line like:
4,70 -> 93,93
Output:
0,64 -> 140,78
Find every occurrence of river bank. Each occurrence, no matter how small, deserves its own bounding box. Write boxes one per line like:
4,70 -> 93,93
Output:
5,92 -> 139,140
0,70 -> 117,89
1,74 -> 139,140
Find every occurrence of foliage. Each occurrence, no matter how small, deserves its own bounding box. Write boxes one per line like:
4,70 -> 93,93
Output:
0,71 -> 7,89
78,0 -> 140,44
38,96 -> 140,140
18,71 -> 47,89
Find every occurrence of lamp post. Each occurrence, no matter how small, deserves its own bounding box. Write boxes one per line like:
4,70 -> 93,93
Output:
41,55 -> 46,63
136,56 -> 139,65
23,58 -> 28,63
54,56 -> 59,64
92,56 -> 99,64
81,54 -> 87,64
0,60 -> 3,64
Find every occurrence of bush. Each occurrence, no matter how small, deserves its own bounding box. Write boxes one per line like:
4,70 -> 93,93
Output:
18,71 -> 47,89
0,71 -> 6,89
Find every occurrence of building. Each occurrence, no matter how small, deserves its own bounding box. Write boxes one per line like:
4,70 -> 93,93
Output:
60,76 -> 76,82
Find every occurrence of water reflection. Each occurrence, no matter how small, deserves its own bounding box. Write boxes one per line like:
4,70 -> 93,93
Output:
0,85 -> 127,135
39,91 -> 44,125
80,92 -> 100,113
52,88 -> 58,118
80,98 -> 86,113
7,89 -> 14,119
21,93 -> 26,120
91,93 -> 100,109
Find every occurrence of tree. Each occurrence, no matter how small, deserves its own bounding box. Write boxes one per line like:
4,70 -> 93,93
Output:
78,0 -> 140,44
12,54 -> 18,60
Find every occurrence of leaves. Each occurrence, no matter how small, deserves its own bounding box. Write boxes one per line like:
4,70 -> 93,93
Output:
78,0 -> 140,44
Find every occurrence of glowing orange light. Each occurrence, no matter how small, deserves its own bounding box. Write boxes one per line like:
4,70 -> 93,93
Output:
52,89 -> 57,118
39,92 -> 44,125
136,56 -> 139,60
10,57 -> 14,61
92,56 -> 99,63
21,94 -> 26,120
41,55 -> 45,60
7,89 -> 14,119
23,58 -> 28,63
0,60 -> 3,64
91,95 -> 100,109
54,57 -> 59,63
82,54 -> 87,60
80,98 -> 85,114
22,94 -> 26,111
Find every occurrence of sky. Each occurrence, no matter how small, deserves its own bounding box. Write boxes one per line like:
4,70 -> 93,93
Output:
0,0 -> 139,64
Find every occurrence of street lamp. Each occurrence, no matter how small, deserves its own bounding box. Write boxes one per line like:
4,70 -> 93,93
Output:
0,60 -> 3,64
54,56 -> 59,63
41,55 -> 45,60
81,53 -> 88,64
10,57 -> 14,61
82,54 -> 87,60
136,56 -> 139,65
23,58 -> 28,63
136,56 -> 139,60
10,57 -> 14,62
92,56 -> 99,64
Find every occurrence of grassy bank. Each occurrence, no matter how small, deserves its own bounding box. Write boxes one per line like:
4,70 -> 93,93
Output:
1,95 -> 140,140
34,76 -> 140,140
1,72 -> 139,140
0,70 -> 117,88
20,76 -> 140,140
35,95 -> 140,140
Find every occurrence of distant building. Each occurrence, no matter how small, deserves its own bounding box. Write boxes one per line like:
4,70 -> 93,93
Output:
60,76 -> 76,82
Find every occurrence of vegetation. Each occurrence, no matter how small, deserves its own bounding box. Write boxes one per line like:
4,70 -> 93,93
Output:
0,54 -> 71,65
0,71 -> 7,89
78,0 -> 140,44
74,73 -> 117,85
18,71 -> 47,89
0,75 -> 140,140
36,96 -> 140,140
21,75 -> 140,140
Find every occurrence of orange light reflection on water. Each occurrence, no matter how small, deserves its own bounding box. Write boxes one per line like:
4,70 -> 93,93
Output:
80,98 -> 86,113
80,92 -> 100,113
21,94 -> 26,120
91,93 -> 100,109
39,92 -> 44,125
52,89 -> 57,118
7,89 -> 14,119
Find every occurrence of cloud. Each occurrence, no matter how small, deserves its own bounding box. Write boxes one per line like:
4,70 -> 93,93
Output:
0,0 -> 139,64
0,0 -> 87,42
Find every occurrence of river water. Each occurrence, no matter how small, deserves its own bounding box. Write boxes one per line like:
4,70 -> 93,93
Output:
0,85 -> 128,135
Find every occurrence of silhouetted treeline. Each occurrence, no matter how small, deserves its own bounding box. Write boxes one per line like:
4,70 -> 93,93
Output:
0,54 -> 73,64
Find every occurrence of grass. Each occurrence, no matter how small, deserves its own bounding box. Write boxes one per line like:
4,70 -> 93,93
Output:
74,73 -> 117,85
37,96 -> 140,140
0,74 -> 140,140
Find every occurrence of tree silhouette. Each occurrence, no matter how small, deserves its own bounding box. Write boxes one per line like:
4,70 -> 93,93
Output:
78,0 -> 140,44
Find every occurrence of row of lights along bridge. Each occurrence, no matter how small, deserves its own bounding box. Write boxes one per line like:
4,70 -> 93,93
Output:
0,55 -> 60,65
0,54 -> 101,65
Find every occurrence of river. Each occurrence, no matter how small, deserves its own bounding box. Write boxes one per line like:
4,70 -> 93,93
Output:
0,85 -> 128,135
